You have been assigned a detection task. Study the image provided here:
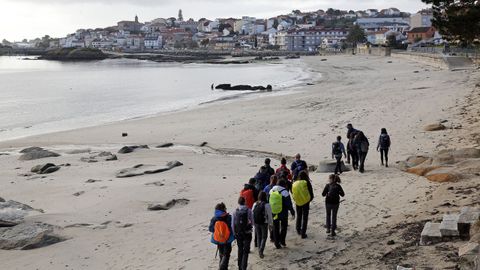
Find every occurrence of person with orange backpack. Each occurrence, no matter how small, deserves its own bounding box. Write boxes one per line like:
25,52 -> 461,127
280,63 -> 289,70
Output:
231,197 -> 254,270
240,178 -> 258,209
292,171 -> 314,239
209,202 -> 235,270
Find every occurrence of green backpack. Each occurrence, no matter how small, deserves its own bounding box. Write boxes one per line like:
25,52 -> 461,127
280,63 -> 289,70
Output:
269,189 -> 283,219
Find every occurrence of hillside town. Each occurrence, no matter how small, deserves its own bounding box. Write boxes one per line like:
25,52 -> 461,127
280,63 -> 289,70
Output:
2,8 -> 440,52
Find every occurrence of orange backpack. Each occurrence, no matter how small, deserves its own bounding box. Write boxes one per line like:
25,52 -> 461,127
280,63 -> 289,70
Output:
240,189 -> 255,209
212,220 -> 231,244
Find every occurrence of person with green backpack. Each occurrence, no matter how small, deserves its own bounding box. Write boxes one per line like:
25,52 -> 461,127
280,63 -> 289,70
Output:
292,171 -> 314,239
209,202 -> 235,270
269,179 -> 295,249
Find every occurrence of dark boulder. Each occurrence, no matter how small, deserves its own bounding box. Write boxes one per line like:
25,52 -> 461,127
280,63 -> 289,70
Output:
156,143 -> 174,148
0,222 -> 65,250
118,145 -> 149,154
19,147 -> 60,161
31,163 -> 60,174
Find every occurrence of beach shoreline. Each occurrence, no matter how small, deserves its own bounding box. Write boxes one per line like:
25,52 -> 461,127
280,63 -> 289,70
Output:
0,55 -> 479,269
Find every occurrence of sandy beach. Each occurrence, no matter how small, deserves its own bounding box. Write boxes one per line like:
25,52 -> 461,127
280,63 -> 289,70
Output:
0,55 -> 479,269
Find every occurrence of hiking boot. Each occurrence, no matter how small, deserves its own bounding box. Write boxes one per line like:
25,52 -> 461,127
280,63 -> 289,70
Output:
386,164 -> 389,168
259,252 -> 264,259
326,228 -> 331,234
275,243 -> 282,249
281,242 -> 287,247
331,231 -> 336,237
301,234 -> 307,239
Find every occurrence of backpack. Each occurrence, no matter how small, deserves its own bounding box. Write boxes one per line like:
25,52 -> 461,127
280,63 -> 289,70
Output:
332,142 -> 342,156
234,208 -> 251,235
212,219 -> 231,245
293,160 -> 306,179
380,134 -> 390,149
292,180 -> 311,207
240,189 -> 255,209
253,202 -> 266,224
269,189 -> 283,218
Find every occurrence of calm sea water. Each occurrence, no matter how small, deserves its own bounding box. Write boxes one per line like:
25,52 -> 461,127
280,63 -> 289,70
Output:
0,56 -> 311,141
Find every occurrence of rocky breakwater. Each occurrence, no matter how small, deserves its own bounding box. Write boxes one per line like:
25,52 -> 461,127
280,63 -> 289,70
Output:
40,48 -> 108,61
215,84 -> 273,91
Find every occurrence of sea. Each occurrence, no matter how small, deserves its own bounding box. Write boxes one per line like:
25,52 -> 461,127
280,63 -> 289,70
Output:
0,56 -> 313,141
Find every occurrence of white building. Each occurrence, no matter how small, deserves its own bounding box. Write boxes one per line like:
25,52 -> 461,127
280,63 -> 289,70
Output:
144,36 -> 163,49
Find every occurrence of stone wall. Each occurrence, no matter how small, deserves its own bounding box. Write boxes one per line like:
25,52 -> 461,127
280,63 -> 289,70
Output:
391,51 -> 449,69
356,47 -> 391,57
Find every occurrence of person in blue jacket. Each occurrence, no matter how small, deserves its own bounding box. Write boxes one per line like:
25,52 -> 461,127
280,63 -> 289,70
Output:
209,202 -> 235,270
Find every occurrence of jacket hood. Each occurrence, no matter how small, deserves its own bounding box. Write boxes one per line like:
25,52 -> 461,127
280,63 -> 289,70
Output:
244,183 -> 254,189
214,209 -> 227,218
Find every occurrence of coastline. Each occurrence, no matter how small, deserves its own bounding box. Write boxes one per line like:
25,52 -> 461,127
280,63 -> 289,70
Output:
0,55 -> 479,269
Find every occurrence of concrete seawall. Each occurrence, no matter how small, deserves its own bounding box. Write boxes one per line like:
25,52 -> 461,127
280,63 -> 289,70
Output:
391,51 -> 449,69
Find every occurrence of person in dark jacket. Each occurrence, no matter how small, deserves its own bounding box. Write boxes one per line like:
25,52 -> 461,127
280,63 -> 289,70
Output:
377,128 -> 391,167
231,197 -> 254,270
353,131 -> 369,173
346,124 -> 359,169
332,136 -> 347,175
269,179 -> 295,248
209,202 -> 235,270
254,166 -> 270,191
264,158 -> 275,178
293,171 -> 314,239
291,153 -> 307,180
322,174 -> 345,237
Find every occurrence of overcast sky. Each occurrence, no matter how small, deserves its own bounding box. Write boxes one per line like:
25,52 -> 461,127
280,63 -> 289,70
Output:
0,0 -> 429,41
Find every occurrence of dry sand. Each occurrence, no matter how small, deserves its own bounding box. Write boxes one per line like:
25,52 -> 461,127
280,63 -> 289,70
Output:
0,55 -> 479,270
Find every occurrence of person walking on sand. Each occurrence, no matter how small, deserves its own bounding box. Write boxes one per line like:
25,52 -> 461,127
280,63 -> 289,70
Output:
264,158 -> 275,179
253,166 -> 270,191
263,175 -> 277,199
209,202 -> 235,270
291,153 -> 307,180
292,171 -> 314,239
269,179 -> 295,248
232,197 -> 254,270
332,136 -> 347,174
322,174 -> 345,237
377,128 -> 391,167
252,191 -> 273,259
276,157 -> 292,181
353,131 -> 370,173
346,124 -> 359,169
240,178 -> 258,209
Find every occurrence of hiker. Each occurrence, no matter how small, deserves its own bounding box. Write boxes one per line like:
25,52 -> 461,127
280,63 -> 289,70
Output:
209,202 -> 235,270
292,171 -> 314,239
240,178 -> 259,209
353,131 -> 370,173
322,174 -> 345,237
254,166 -> 270,191
346,124 -> 359,169
269,179 -> 295,249
332,136 -> 347,175
252,191 -> 273,259
263,175 -> 277,198
275,157 -> 292,181
263,175 -> 277,243
232,197 -> 254,270
264,158 -> 275,178
291,153 -> 307,180
377,128 -> 391,167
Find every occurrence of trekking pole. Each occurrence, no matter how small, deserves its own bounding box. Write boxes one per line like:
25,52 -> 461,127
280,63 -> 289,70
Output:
215,246 -> 219,259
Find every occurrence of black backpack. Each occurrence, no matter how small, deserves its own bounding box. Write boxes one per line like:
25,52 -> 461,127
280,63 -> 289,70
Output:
234,208 -> 251,235
333,142 -> 342,155
253,202 -> 266,224
380,135 -> 391,149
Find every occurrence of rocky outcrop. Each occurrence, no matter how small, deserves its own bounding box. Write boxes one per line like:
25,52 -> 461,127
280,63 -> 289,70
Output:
81,151 -> 118,162
40,48 -> 107,61
118,145 -> 149,154
424,123 -> 447,131
317,160 -> 350,173
19,147 -> 60,161
0,222 -> 65,250
399,148 -> 480,182
116,161 -> 183,178
31,163 -> 60,174
215,84 -> 273,91
147,199 -> 190,211
156,143 -> 174,148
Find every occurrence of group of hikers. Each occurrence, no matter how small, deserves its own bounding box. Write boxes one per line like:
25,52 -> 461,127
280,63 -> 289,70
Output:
208,124 -> 391,270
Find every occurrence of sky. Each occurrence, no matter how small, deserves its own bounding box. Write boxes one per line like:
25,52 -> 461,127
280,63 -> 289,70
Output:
0,0 -> 429,41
